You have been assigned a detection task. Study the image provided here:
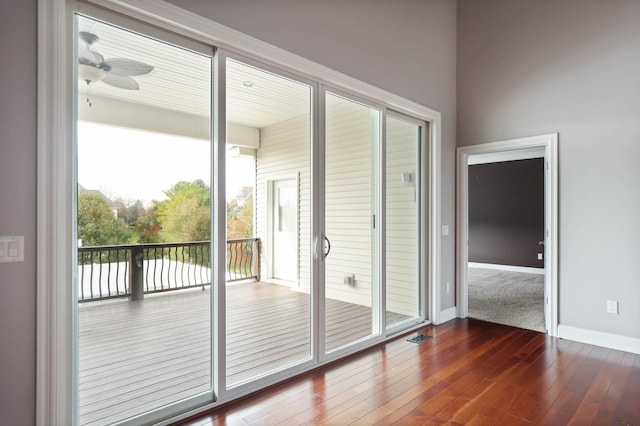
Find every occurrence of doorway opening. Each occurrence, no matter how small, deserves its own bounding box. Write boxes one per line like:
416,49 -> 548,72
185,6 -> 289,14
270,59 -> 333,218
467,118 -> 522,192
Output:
456,134 -> 558,336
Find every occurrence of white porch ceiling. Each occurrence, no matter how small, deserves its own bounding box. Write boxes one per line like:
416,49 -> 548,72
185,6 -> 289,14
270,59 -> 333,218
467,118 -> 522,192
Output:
77,16 -> 311,130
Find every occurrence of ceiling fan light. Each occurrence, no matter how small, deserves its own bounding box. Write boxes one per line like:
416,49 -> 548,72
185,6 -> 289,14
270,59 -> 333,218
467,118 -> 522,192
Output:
78,64 -> 106,83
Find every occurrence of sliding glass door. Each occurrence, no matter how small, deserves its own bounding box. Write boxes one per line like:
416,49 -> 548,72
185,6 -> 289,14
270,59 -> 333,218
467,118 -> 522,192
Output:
224,58 -> 313,387
70,10 -> 428,423
385,115 -> 425,330
74,13 -> 214,425
324,92 -> 382,352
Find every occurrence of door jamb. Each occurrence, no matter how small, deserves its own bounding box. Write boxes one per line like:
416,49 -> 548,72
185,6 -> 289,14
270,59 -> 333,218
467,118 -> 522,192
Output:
456,134 -> 558,336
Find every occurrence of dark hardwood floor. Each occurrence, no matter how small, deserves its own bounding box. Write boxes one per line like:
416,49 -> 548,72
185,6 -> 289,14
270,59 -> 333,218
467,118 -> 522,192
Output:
178,318 -> 640,425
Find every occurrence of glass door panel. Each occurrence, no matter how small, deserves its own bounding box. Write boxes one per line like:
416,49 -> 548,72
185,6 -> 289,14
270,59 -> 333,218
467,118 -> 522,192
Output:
385,116 -> 422,330
75,15 -> 213,425
324,92 -> 381,352
225,58 -> 312,386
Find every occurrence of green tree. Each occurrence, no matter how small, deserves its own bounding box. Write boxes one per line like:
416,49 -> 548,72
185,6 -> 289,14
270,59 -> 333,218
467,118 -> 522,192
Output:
227,195 -> 253,238
115,199 -> 145,227
154,180 -> 210,242
78,192 -> 133,246
135,207 -> 162,243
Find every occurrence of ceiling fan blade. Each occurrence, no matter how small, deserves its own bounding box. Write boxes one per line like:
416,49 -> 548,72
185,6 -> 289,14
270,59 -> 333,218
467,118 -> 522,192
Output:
103,59 -> 154,76
79,31 -> 99,46
78,44 -> 104,66
102,74 -> 140,90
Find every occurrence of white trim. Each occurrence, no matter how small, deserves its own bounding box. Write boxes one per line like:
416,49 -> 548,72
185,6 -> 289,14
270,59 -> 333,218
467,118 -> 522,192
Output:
468,146 -> 545,165
212,48 -> 227,400
457,134 -> 558,336
429,110 -> 442,324
315,84 -> 326,361
439,306 -> 457,323
468,262 -> 545,275
37,1 -> 74,425
558,325 -> 640,355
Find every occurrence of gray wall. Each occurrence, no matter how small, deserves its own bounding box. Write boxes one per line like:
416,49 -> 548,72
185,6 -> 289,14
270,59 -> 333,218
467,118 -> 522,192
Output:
166,0 -> 459,309
0,0 -> 456,422
0,0 -> 37,424
469,159 -> 544,268
458,0 -> 640,338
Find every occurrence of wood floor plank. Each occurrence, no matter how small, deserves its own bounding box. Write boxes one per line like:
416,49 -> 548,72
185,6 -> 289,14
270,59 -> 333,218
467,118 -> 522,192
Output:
80,298 -> 640,426
178,318 -> 640,426
293,326 -> 487,425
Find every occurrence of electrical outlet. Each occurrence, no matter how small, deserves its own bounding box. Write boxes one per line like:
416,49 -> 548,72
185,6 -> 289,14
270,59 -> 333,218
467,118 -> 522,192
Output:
606,300 -> 619,314
343,273 -> 355,286
445,282 -> 450,293
537,252 -> 543,260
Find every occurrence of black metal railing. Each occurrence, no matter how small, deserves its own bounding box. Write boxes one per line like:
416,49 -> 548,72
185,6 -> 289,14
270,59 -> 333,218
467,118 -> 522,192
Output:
78,238 -> 260,302
226,238 -> 260,282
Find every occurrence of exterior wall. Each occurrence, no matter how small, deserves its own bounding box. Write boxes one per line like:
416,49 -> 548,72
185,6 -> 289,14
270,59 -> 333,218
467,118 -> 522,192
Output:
386,118 -> 422,316
257,103 -> 379,308
468,158 -> 544,268
458,0 -> 640,338
325,101 -> 374,307
256,115 -> 311,291
256,104 -> 425,314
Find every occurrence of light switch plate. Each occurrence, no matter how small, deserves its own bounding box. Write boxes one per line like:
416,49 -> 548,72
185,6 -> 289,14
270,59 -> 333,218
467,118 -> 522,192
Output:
0,236 -> 24,263
442,225 -> 449,236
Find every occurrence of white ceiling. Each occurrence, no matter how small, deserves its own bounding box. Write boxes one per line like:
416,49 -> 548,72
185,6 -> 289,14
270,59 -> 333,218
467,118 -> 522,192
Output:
77,16 -> 312,130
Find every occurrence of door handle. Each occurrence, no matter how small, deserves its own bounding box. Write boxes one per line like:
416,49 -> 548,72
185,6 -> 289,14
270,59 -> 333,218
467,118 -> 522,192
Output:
313,235 -> 319,259
538,240 -> 545,246
324,235 -> 331,257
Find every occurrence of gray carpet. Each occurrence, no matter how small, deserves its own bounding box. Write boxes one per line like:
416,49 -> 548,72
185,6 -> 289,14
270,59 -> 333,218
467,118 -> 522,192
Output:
468,267 -> 546,332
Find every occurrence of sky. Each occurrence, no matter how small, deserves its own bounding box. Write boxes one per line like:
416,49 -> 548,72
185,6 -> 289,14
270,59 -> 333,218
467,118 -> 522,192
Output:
78,122 -> 254,205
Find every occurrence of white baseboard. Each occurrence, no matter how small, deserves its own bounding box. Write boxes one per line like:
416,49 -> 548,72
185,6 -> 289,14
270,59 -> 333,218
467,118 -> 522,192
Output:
439,306 -> 457,324
468,262 -> 544,275
557,324 -> 640,355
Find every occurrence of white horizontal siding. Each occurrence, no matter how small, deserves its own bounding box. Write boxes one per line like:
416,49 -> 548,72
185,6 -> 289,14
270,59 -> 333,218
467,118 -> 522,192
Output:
385,117 -> 421,317
255,113 -> 312,291
254,100 -> 425,319
325,99 -> 375,308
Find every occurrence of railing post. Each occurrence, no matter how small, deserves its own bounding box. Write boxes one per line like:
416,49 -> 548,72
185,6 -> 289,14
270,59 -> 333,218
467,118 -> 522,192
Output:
252,238 -> 260,282
130,245 -> 144,300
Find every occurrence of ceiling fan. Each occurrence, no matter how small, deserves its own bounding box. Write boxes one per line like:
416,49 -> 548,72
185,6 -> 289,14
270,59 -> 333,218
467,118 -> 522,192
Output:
78,31 -> 154,90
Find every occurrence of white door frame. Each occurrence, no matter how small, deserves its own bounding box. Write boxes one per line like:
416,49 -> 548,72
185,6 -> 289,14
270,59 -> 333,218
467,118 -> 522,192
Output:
266,175 -> 300,285
456,134 -> 558,336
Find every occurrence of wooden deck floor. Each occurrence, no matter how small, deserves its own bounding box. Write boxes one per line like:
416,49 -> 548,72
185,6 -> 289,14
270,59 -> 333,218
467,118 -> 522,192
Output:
78,281 -> 409,425
180,318 -> 640,426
